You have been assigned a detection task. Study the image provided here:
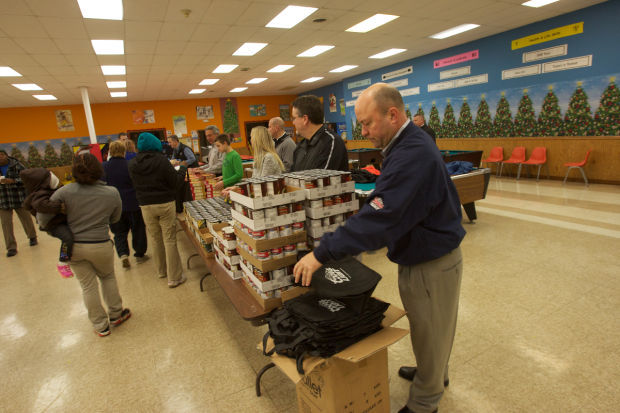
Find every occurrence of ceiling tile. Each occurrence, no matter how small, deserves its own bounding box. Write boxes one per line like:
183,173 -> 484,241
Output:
14,37 -> 60,54
164,0 -> 212,22
84,20 -> 125,39
152,55 -> 178,66
72,65 -> 101,75
0,15 -> 48,37
125,21 -> 162,41
125,0 -> 169,21
39,17 -> 88,39
32,54 -> 69,66
46,66 -> 77,76
176,54 -> 204,65
155,40 -> 187,55
125,40 -> 158,54
0,38 -> 24,54
159,22 -> 197,41
191,24 -> 228,43
1,1 -> 33,15
126,54 -> 154,66
182,41 -> 214,55
11,65 -> 48,76
204,0 -> 252,25
25,0 -> 82,18
54,38 -> 93,54
65,54 -> 99,66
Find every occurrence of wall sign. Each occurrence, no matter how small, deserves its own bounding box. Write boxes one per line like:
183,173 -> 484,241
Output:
523,44 -> 568,63
381,66 -> 413,81
440,66 -> 471,80
387,79 -> 408,88
347,78 -> 371,89
434,50 -> 479,69
400,87 -> 420,97
542,55 -> 592,73
511,22 -> 583,50
352,90 -> 363,98
428,74 -> 488,92
345,99 -> 357,107
502,64 -> 541,80
428,80 -> 454,92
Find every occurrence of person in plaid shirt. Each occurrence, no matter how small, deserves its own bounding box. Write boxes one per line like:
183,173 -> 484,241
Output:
0,149 -> 37,257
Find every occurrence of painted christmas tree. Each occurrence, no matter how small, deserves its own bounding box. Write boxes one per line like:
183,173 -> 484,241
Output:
441,100 -> 458,138
44,143 -> 61,167
493,93 -> 514,137
415,104 -> 425,119
593,77 -> 620,136
351,119 -> 363,139
405,104 -> 412,120
513,89 -> 537,137
27,144 -> 45,168
428,102 -> 441,137
564,82 -> 593,136
474,95 -> 494,137
223,99 -> 239,134
537,86 -> 564,136
10,144 -> 27,166
60,141 -> 74,166
457,98 -> 474,138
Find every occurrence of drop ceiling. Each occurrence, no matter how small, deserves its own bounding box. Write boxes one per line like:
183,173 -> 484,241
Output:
0,0 -> 606,108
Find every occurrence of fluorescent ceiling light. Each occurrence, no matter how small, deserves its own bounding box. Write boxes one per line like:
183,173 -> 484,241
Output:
346,14 -> 399,33
297,45 -> 334,57
199,78 -> 219,85
267,65 -> 294,73
12,83 -> 42,90
233,42 -> 268,56
301,77 -> 323,83
110,91 -> 127,97
266,5 -> 317,29
329,65 -> 358,73
33,95 -> 57,101
430,24 -> 480,39
91,40 -> 124,55
230,87 -> 248,93
189,89 -> 205,94
522,0 -> 559,7
369,48 -> 406,59
213,64 -> 238,73
0,66 -> 22,77
77,0 -> 123,20
246,78 -> 267,84
101,65 -> 126,75
106,81 -> 126,88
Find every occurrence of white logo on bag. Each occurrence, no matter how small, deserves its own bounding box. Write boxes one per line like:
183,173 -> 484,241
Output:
318,299 -> 345,313
324,268 -> 351,284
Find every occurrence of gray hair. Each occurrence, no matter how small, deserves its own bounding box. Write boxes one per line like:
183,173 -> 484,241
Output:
269,117 -> 285,129
205,125 -> 220,134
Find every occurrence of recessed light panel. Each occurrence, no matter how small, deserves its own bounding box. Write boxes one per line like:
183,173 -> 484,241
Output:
189,89 -> 206,94
430,24 -> 480,39
267,65 -> 294,73
199,79 -> 220,85
12,83 -> 42,90
106,81 -> 126,88
101,65 -> 126,75
297,45 -> 334,57
110,91 -> 127,97
230,87 -> 248,93
266,6 -> 318,29
77,0 -> 123,20
33,95 -> 57,101
213,64 -> 238,73
301,77 -> 323,83
246,78 -> 267,84
0,66 -> 22,77
91,40 -> 124,55
522,0 -> 559,7
329,65 -> 358,73
233,43 -> 268,56
369,48 -> 406,59
346,14 -> 399,33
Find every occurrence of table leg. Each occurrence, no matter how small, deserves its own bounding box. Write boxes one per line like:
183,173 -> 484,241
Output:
256,362 -> 276,397
462,202 -> 477,223
187,253 -> 200,269
200,272 -> 211,292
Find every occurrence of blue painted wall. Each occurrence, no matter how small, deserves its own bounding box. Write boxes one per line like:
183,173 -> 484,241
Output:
306,1 -> 620,137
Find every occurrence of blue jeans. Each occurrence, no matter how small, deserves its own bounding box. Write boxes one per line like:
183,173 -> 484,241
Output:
109,210 -> 147,258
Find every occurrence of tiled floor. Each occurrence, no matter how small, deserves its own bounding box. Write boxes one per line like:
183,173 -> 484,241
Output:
1,176 -> 619,412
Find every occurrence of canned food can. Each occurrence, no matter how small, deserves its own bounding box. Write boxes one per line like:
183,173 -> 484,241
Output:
277,204 -> 290,215
271,268 -> 286,279
265,207 -> 278,219
323,197 -> 334,207
252,209 -> 265,220
267,227 -> 279,239
292,221 -> 305,233
279,225 -> 292,236
257,250 -> 270,261
251,230 -> 266,240
284,244 -> 297,256
271,247 -> 283,259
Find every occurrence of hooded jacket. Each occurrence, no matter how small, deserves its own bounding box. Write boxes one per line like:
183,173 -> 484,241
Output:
20,167 -> 64,230
292,126 -> 348,172
128,151 -> 177,206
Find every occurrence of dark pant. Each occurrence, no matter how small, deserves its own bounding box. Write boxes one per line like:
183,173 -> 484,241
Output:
48,223 -> 74,261
109,210 -> 147,258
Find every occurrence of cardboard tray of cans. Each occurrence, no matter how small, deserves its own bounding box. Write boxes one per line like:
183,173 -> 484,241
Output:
215,255 -> 243,280
213,242 -> 241,266
240,262 -> 294,293
304,181 -> 355,200
306,222 -> 343,238
283,170 -> 354,200
234,225 -> 306,252
209,223 -> 237,250
304,199 -> 358,219
232,209 -> 306,231
229,180 -> 305,209
242,279 -> 308,311
237,245 -> 298,272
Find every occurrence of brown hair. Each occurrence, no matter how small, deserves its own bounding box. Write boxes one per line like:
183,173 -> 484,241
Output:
291,95 -> 323,124
124,139 -> 137,153
72,153 -> 104,184
215,134 -> 230,145
109,140 -> 126,158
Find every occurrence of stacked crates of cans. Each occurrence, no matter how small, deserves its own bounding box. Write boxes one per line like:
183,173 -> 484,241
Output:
211,225 -> 243,279
183,198 -> 232,250
229,176 -> 308,300
188,169 -> 207,200
283,169 -> 357,249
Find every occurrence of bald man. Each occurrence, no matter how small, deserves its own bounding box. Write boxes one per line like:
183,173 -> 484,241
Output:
294,83 -> 465,413
268,117 -> 296,172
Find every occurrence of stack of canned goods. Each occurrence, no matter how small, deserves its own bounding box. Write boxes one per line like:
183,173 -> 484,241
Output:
232,200 -> 304,221
235,175 -> 287,198
184,198 -> 232,226
283,169 -> 352,189
237,236 -> 306,262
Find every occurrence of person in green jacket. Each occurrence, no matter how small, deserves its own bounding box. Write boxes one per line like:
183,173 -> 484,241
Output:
214,134 -> 243,191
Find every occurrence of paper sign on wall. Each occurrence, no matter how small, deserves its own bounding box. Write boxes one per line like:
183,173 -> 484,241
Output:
511,22 -> 583,50
382,66 -> 412,81
434,50 -> 479,69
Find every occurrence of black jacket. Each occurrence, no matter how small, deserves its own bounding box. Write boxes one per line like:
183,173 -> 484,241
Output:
173,142 -> 198,168
103,157 -> 140,211
128,151 -> 177,206
292,126 -> 348,172
420,124 -> 436,142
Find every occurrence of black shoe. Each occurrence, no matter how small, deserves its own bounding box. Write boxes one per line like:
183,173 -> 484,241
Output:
398,366 -> 449,387
6,249 -> 17,257
29,237 -> 38,246
398,407 -> 437,413
110,308 -> 131,327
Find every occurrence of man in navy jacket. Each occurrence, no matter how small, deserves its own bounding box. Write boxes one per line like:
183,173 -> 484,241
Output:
294,83 -> 465,413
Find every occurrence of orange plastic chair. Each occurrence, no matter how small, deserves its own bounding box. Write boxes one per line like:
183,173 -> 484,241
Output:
481,146 -> 504,176
499,146 -> 526,178
563,150 -> 592,186
519,146 -> 548,181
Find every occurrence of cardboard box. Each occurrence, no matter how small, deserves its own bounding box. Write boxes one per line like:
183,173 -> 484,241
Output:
213,243 -> 240,266
307,222 -> 342,238
237,246 -> 297,272
265,305 -> 408,413
232,209 -> 306,231
240,262 -> 294,292
230,185 -> 305,210
243,278 -> 308,311
215,255 -> 243,280
305,199 -> 358,219
234,225 -> 306,251
304,181 -> 355,200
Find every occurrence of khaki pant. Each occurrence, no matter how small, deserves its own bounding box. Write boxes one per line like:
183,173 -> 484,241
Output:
71,241 -> 123,331
0,207 -> 37,251
140,201 -> 182,282
398,247 -> 463,413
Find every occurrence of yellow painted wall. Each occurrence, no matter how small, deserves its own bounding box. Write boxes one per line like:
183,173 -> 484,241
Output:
0,94 -> 296,149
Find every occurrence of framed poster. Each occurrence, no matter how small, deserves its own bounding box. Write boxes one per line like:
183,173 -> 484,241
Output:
249,104 -> 267,117
329,94 -> 337,113
196,105 -> 214,120
279,104 -> 291,121
339,99 -> 345,116
55,110 -> 74,132
172,115 -> 187,136
132,110 -> 155,124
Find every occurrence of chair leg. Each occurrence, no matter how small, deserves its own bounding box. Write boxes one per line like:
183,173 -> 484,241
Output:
516,164 -> 522,180
498,162 -> 503,177
536,164 -> 542,181
579,167 -> 589,186
563,167 -> 571,184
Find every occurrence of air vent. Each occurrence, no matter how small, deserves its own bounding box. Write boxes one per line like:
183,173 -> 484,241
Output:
313,18 -> 327,23
240,67 -> 251,72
